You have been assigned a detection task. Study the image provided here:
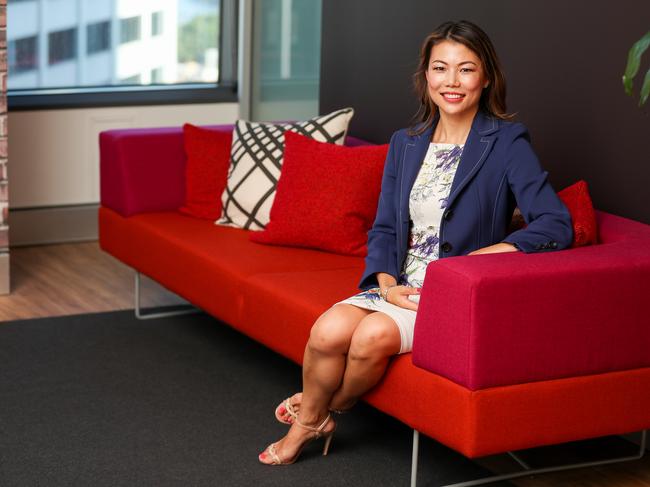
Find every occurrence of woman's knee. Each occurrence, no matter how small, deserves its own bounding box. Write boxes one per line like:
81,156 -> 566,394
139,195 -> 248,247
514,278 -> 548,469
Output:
308,304 -> 363,354
348,315 -> 401,360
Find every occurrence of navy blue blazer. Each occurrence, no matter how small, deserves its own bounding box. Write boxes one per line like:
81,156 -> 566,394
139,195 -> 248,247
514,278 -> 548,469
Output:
359,110 -> 573,290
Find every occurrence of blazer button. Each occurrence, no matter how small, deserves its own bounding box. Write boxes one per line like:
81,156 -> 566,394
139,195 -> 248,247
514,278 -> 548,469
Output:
441,242 -> 452,253
443,210 -> 453,221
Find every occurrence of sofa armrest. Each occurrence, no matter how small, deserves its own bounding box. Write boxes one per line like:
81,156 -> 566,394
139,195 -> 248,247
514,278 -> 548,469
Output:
100,127 -> 185,216
100,125 -> 235,216
412,239 -> 650,391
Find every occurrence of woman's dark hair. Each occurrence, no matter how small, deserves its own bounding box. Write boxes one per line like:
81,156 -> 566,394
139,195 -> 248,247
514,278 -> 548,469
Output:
410,20 -> 513,135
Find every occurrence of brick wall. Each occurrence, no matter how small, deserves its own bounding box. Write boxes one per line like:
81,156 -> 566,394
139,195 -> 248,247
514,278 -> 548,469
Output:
0,0 -> 7,294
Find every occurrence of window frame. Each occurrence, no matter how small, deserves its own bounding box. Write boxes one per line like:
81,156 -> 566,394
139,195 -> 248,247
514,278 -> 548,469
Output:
86,20 -> 111,56
8,35 -> 38,74
151,11 -> 164,37
119,16 -> 141,45
9,0 -> 238,111
48,27 -> 77,66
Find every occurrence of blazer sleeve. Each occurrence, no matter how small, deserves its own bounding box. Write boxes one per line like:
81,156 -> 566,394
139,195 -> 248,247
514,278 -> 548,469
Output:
358,130 -> 402,290
501,124 -> 573,253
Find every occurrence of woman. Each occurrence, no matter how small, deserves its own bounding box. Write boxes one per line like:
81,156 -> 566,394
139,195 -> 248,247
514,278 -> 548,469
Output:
258,20 -> 573,465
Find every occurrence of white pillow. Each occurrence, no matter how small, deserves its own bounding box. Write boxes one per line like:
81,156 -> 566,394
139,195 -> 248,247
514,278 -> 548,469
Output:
216,108 -> 354,230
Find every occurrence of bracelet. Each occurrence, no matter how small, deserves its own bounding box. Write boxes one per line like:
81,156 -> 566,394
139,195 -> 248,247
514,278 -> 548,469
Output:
381,285 -> 396,301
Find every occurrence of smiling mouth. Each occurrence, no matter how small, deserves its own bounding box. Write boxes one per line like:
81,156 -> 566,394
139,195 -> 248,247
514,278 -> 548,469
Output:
441,92 -> 465,101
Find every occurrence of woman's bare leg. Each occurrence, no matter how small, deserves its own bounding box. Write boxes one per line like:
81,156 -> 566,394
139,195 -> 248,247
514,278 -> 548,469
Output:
259,304 -> 372,464
298,305 -> 372,423
328,312 -> 401,411
276,312 -> 402,420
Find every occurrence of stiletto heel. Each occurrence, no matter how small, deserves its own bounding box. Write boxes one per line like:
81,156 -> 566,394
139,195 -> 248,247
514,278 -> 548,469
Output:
322,433 -> 334,456
260,414 -> 336,465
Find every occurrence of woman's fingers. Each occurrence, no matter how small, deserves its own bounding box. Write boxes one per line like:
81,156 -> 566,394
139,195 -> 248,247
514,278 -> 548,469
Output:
395,296 -> 418,311
390,286 -> 419,311
397,286 -> 420,295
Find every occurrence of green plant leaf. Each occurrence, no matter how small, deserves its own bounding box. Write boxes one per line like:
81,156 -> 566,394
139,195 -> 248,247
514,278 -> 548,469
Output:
623,31 -> 650,96
640,67 -> 650,106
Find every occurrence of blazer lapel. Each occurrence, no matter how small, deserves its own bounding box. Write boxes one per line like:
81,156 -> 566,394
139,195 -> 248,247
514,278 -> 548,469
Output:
446,111 -> 498,209
399,125 -> 433,223
398,111 -> 499,221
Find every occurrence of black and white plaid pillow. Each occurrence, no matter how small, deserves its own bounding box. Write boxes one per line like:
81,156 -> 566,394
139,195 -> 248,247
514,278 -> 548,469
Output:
216,108 -> 354,230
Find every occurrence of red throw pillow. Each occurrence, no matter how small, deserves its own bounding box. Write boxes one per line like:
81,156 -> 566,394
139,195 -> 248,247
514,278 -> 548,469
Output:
249,131 -> 389,256
178,123 -> 232,220
557,179 -> 598,247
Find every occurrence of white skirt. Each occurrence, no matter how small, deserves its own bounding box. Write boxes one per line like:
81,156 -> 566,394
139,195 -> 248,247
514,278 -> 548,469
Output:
336,287 -> 419,354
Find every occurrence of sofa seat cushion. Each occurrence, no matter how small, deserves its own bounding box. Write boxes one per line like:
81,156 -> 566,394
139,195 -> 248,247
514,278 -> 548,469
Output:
238,268 -> 363,363
99,207 -> 362,325
99,205 -> 650,458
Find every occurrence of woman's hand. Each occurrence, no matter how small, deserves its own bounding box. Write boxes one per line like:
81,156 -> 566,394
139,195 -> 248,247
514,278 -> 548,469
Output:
386,285 -> 420,311
468,242 -> 519,256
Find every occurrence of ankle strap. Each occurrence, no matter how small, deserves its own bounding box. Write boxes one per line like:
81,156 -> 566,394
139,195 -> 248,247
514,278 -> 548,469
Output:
296,414 -> 331,434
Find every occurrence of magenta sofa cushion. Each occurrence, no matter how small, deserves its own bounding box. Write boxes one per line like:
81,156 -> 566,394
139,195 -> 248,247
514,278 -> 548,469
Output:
412,211 -> 650,390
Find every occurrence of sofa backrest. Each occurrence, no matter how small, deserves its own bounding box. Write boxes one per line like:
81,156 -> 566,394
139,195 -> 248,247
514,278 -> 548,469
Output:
100,124 -> 650,247
99,124 -> 373,216
595,211 -> 650,244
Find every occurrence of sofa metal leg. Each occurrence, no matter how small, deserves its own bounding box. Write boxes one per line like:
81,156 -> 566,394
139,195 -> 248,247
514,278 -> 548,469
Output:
506,451 -> 531,470
134,271 -> 201,320
415,430 -> 646,487
411,429 -> 420,487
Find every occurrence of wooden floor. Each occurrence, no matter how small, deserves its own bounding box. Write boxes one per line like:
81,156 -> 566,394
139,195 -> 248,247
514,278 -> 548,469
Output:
0,241 -> 182,321
0,242 -> 648,486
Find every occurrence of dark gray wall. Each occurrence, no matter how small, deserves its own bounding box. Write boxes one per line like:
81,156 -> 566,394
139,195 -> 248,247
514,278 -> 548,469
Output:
320,0 -> 650,224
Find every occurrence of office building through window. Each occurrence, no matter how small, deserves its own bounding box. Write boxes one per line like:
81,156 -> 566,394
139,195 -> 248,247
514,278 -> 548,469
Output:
8,0 -> 220,90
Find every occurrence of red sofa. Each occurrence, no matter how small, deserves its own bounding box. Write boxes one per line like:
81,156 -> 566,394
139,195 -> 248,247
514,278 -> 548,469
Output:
99,125 -> 650,477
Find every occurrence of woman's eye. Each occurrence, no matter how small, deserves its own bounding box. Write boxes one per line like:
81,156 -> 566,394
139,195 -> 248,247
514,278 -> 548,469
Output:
432,66 -> 445,71
460,68 -> 475,73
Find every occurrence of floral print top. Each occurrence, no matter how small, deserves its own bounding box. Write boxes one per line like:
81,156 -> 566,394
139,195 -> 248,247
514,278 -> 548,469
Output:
399,143 -> 464,287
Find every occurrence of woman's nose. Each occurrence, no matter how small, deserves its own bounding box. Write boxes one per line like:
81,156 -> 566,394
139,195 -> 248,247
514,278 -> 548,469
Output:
445,71 -> 460,86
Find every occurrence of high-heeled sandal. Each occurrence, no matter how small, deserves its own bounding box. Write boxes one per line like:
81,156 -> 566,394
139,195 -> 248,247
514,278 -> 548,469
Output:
260,414 -> 335,465
275,395 -> 352,425
274,396 -> 299,424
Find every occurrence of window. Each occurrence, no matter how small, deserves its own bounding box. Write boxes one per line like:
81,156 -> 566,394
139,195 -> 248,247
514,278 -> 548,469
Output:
152,11 -> 163,36
48,28 -> 77,65
251,0 -> 321,121
8,36 -> 38,73
87,21 -> 111,55
120,16 -> 141,44
8,0 -> 238,109
151,67 -> 163,83
120,74 -> 142,85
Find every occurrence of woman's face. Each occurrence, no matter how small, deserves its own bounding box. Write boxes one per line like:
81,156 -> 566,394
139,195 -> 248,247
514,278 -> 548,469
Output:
425,40 -> 488,118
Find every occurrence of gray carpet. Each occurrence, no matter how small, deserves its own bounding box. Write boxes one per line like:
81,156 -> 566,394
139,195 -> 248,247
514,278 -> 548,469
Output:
0,311 -> 638,486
